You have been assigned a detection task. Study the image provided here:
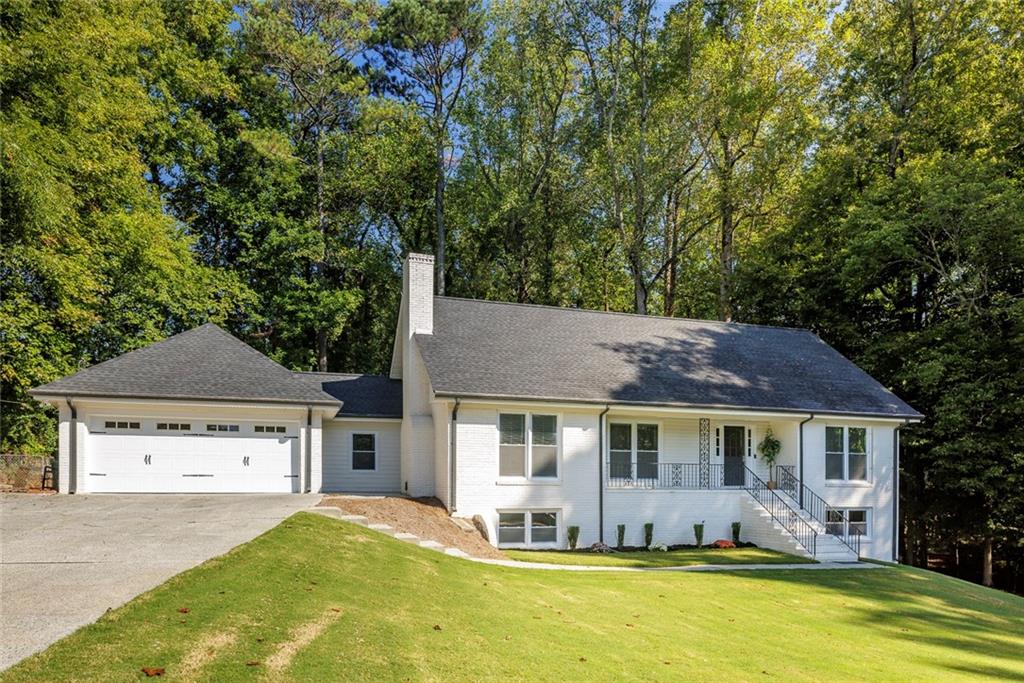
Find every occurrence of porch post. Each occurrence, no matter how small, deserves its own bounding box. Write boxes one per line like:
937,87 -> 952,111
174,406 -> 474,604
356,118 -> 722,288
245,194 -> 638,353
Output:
699,418 -> 710,488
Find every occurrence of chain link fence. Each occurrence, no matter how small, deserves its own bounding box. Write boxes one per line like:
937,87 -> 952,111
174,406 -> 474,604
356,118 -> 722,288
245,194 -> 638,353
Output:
0,454 -> 55,491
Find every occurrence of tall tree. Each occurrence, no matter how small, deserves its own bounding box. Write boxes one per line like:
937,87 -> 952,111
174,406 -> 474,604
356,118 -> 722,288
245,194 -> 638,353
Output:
667,0 -> 824,321
241,0 -> 376,370
449,0 -> 584,304
374,0 -> 484,295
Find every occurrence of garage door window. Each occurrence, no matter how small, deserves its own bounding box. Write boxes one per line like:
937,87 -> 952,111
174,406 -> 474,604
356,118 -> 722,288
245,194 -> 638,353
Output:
255,425 -> 287,434
352,433 -> 376,470
206,424 -> 239,433
156,423 -> 191,431
104,420 -> 140,430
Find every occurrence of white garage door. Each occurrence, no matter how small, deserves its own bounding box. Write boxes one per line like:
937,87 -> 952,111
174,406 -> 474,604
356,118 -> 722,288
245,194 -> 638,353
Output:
84,418 -> 300,493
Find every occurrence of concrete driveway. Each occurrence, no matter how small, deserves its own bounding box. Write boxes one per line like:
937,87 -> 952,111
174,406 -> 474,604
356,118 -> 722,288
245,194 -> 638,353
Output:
0,493 -> 320,671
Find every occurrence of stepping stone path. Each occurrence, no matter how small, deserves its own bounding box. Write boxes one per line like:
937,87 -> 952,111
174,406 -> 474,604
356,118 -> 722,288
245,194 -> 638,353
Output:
310,507 -> 476,559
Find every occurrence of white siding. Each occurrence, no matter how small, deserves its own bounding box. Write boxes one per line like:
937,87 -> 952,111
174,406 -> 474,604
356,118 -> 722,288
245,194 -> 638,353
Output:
322,420 -> 401,492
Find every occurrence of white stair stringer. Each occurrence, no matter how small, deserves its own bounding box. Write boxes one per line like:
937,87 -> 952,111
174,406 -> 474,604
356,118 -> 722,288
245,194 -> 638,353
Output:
740,498 -> 858,562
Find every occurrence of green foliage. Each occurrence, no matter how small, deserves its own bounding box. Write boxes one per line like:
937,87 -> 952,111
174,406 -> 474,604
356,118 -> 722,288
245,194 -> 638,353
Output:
644,522 -> 654,548
616,523 -> 626,550
732,521 -> 742,544
693,521 -> 704,548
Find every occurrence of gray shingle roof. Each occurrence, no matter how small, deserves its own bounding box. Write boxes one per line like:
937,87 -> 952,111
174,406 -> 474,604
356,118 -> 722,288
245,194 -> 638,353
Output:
29,324 -> 340,406
296,373 -> 402,418
414,297 -> 922,419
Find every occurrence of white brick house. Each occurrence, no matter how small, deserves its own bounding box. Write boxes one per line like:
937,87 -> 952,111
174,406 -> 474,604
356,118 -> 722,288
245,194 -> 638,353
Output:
31,253 -> 921,562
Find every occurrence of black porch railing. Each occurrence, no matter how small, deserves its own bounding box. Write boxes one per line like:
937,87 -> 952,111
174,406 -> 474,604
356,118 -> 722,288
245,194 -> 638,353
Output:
606,462 -> 731,489
743,466 -> 818,556
774,465 -> 861,557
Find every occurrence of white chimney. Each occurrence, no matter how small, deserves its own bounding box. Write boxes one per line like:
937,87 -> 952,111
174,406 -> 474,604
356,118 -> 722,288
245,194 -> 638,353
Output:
404,252 -> 435,336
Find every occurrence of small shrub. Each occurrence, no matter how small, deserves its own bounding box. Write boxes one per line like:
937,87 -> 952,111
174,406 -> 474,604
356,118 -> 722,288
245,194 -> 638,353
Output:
731,521 -> 741,544
649,541 -> 668,552
693,521 -> 705,548
712,539 -> 736,548
644,522 -> 654,548
616,524 -> 626,549
567,525 -> 580,550
590,542 -> 613,553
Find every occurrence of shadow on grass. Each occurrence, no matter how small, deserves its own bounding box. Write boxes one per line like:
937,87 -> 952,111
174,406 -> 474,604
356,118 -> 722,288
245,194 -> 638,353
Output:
730,565 -> 1024,676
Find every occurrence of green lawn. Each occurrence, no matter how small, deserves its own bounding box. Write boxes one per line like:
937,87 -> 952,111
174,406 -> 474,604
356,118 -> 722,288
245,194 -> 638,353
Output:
3,513 -> 1022,682
504,546 -> 814,567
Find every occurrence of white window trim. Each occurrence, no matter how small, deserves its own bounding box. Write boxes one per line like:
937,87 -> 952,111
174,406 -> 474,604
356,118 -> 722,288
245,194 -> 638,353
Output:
827,507 -> 871,540
351,431 -> 378,472
496,412 -> 562,483
606,420 -> 663,480
496,509 -> 560,548
825,425 -> 872,484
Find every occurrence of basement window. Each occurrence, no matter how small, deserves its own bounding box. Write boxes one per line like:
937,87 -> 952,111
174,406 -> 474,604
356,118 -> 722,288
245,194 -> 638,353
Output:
826,508 -> 869,539
497,510 -> 559,547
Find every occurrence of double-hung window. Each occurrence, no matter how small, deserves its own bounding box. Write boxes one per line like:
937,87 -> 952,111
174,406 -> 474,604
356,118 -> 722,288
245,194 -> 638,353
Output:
497,510 -> 558,547
825,426 -> 869,482
352,433 -> 376,471
498,413 -> 558,480
608,422 -> 659,482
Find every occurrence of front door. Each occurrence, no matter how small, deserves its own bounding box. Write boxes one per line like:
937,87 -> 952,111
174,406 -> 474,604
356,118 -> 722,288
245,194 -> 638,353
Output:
723,426 -> 745,486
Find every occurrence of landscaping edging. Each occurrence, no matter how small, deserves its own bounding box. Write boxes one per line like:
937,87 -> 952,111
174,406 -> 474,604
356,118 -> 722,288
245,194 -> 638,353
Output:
313,508 -> 883,572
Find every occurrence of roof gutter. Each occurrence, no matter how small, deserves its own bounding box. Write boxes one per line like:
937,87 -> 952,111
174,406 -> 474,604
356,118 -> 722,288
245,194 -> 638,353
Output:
893,418 -> 913,563
428,391 -> 921,422
449,398 -> 460,513
598,404 -> 610,543
798,413 -> 814,508
65,398 -> 77,494
305,406 -> 313,493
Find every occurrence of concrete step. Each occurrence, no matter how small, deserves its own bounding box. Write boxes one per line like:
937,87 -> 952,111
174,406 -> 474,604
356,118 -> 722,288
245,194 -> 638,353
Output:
339,514 -> 369,526
418,540 -> 445,551
444,547 -> 470,558
307,507 -> 343,519
367,523 -> 396,536
394,532 -> 420,543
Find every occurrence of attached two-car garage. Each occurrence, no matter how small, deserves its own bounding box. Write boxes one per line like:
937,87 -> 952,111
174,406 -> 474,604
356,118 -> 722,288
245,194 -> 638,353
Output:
29,323 -> 404,495
83,416 -> 300,493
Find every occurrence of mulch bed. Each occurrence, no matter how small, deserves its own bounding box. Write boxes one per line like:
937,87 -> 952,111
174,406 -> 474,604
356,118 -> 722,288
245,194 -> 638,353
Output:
319,496 -> 506,560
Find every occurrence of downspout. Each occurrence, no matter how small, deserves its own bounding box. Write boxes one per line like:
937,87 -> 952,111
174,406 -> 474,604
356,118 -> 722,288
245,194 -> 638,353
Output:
598,405 -> 610,543
65,398 -> 77,494
306,407 -> 313,493
449,398 -> 460,512
797,413 -> 814,509
893,420 -> 911,563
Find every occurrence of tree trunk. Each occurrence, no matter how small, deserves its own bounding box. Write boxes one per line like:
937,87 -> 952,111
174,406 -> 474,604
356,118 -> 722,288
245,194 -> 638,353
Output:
434,126 -> 446,296
634,271 -> 648,316
664,191 -> 679,317
982,536 -> 994,587
317,330 -> 328,372
717,135 -> 736,322
316,132 -> 328,372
